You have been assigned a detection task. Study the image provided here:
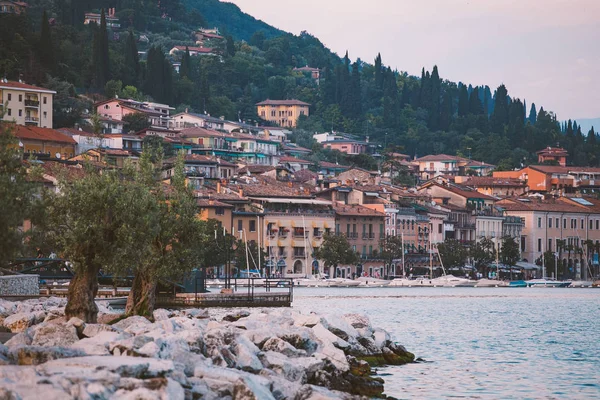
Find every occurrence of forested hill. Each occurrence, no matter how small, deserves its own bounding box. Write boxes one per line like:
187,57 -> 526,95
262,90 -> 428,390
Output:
182,0 -> 283,40
1,0 -> 597,170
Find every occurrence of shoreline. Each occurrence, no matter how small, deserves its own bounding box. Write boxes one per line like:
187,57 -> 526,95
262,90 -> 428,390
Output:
0,297 -> 414,399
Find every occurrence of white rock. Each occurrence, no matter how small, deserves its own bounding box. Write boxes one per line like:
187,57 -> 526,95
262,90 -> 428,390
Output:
312,323 -> 350,350
259,351 -> 307,383
261,337 -> 307,357
232,335 -> 262,373
4,330 -> 33,348
137,341 -> 161,358
152,309 -> 172,321
372,327 -> 391,348
71,331 -> 122,356
293,313 -> 323,328
341,314 -> 373,338
112,315 -> 154,335
4,313 -> 35,333
82,323 -> 121,338
43,355 -> 175,378
31,322 -> 79,347
320,314 -> 359,342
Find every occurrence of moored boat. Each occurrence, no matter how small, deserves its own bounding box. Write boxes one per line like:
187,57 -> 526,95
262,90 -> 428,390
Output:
355,277 -> 390,287
508,280 -> 527,288
567,280 -> 594,288
475,278 -> 508,287
525,278 -> 570,287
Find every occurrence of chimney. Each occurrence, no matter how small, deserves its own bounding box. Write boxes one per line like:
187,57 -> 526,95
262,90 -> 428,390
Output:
208,199 -> 214,206
185,107 -> 188,113
288,181 -> 293,188
238,188 -> 244,197
216,180 -> 221,193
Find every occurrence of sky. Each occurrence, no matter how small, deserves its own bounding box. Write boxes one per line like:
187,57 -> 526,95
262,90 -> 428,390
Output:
228,0 -> 599,120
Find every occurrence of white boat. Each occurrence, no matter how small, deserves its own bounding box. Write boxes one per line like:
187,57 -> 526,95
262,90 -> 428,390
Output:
205,279 -> 226,288
525,278 -> 570,288
293,274 -> 338,287
432,275 -> 478,287
328,278 -> 362,287
567,280 -> 594,288
388,278 -> 415,287
355,277 -> 391,287
475,278 -> 508,288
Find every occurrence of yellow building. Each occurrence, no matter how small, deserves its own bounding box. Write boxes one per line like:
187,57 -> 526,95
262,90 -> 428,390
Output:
0,80 -> 55,128
7,123 -> 77,159
256,99 -> 310,128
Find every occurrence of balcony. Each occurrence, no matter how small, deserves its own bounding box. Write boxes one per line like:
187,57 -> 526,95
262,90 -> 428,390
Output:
24,99 -> 39,108
362,233 -> 376,240
278,230 -> 289,238
293,252 -> 306,259
293,232 -> 309,239
347,232 -> 358,239
278,252 -> 287,258
24,116 -> 39,124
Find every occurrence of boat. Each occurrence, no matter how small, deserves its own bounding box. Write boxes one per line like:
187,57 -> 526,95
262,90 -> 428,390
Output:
293,274 -> 339,287
433,275 -> 478,287
328,277 -> 362,287
388,277 -> 415,287
355,277 -> 391,287
525,278 -> 570,287
567,280 -> 594,288
507,280 -> 527,288
205,279 -> 226,288
475,278 -> 508,288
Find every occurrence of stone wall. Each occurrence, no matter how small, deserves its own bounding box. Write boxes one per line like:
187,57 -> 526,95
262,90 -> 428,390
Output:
0,275 -> 39,296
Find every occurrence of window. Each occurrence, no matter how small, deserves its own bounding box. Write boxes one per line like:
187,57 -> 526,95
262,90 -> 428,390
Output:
18,110 -> 22,117
563,219 -> 567,229
43,111 -> 47,119
438,224 -> 442,234
549,218 -> 552,228
18,94 -> 22,102
538,238 -> 542,252
548,238 -> 552,252
7,94 -> 11,101
215,207 -> 224,216
556,218 -> 559,228
581,219 -> 584,230
7,109 -> 11,116
249,220 -> 256,232
43,97 -> 47,104
597,220 -> 599,230
590,220 -> 593,230
237,220 -> 243,232
538,217 -> 542,228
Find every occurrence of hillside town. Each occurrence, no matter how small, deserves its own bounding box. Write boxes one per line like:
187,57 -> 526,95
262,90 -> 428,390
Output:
3,78 -> 600,282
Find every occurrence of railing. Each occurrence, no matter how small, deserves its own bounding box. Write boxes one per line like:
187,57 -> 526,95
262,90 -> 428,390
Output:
293,232 -> 309,238
278,252 -> 287,258
347,232 -> 358,239
293,253 -> 305,259
24,116 -> 39,123
24,100 -> 39,107
278,231 -> 289,238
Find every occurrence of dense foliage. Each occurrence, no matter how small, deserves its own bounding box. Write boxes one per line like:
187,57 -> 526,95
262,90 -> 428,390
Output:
0,0 -> 596,168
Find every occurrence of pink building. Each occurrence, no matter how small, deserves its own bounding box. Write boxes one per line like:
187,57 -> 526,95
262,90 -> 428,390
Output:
322,139 -> 368,155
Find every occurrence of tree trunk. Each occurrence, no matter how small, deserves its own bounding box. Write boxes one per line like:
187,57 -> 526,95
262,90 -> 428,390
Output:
125,272 -> 157,317
65,265 -> 100,323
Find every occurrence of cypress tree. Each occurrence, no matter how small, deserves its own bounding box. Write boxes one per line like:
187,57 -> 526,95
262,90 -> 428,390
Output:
483,85 -> 493,116
226,35 -> 235,57
162,58 -> 173,105
439,90 -> 453,131
457,84 -> 469,117
468,86 -> 484,115
428,65 -> 441,130
382,67 -> 397,127
348,61 -> 362,117
374,53 -> 383,90
320,66 -> 336,105
340,52 -> 351,116
92,9 -> 110,88
490,84 -> 509,132
587,127 -> 597,145
566,120 -> 574,138
529,103 -> 537,124
123,30 -> 140,87
180,46 -> 192,79
39,10 -> 54,71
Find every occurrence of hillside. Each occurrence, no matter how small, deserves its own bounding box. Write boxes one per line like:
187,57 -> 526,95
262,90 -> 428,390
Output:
1,0 -> 598,170
182,0 -> 283,41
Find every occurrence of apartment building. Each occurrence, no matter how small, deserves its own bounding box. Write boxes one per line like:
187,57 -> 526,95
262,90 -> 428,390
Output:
0,1 -> 27,14
95,98 -> 173,129
494,165 -> 600,194
498,197 -> 600,279
256,99 -> 310,128
0,80 -> 55,128
9,124 -> 76,159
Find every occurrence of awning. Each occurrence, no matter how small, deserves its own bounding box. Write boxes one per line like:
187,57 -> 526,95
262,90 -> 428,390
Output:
516,261 -> 542,270
256,154 -> 266,158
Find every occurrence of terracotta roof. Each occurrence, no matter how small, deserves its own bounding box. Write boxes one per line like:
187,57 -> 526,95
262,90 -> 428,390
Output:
283,144 -> 311,153
278,156 -> 313,164
180,127 -> 227,139
529,165 -> 600,174
238,165 -> 275,174
464,160 -> 495,168
0,81 -> 55,94
334,204 -> 385,217
197,199 -> 233,208
236,176 -> 314,198
462,176 -> 526,187
427,182 -> 496,200
497,198 -> 594,214
8,124 -> 76,144
164,154 -> 236,167
293,169 -> 318,182
536,147 -> 568,156
415,154 -> 460,162
256,99 -> 310,106
319,161 -> 350,170
196,32 -> 224,40
171,46 -> 215,53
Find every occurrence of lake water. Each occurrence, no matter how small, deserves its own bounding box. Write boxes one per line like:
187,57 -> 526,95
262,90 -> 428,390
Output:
291,287 -> 600,399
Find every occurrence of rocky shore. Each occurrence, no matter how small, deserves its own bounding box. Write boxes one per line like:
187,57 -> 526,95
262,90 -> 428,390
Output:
0,297 -> 414,399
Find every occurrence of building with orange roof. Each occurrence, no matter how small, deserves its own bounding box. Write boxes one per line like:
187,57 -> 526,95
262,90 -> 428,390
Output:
493,165 -> 600,194
0,1 -> 27,15
256,99 -> 310,128
5,123 -> 76,159
537,146 -> 568,166
0,80 -> 55,128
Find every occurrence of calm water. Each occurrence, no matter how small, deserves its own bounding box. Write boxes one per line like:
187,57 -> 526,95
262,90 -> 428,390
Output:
291,287 -> 600,399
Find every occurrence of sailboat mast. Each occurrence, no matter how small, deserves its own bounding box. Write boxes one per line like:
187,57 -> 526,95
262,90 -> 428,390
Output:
402,232 -> 405,277
429,223 -> 433,278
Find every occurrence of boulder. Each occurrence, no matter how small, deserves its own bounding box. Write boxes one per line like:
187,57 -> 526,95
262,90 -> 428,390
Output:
10,345 -> 86,365
181,308 -> 209,319
222,310 -> 250,322
3,313 -> 35,333
97,313 -> 122,324
152,309 -> 172,322
259,351 -> 308,383
110,335 -> 154,356
43,356 -> 175,378
31,322 -> 79,347
311,323 -> 350,350
4,330 -> 33,348
293,313 -> 323,328
232,334 -> 262,373
261,337 -> 307,358
82,323 -> 121,338
321,315 -> 359,342
70,331 -> 123,356
341,314 -> 373,338
113,316 -> 154,335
